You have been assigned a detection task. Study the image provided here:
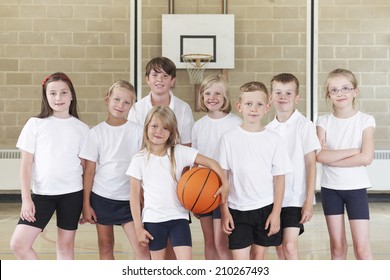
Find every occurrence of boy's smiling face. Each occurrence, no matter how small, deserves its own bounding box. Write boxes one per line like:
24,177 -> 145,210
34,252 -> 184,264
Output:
146,68 -> 176,97
269,81 -> 299,115
237,90 -> 269,124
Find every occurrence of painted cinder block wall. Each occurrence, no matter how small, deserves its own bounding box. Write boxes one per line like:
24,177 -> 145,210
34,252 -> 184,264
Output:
0,0 -> 389,148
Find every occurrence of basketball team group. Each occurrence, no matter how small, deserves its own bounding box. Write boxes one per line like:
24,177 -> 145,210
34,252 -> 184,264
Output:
9,56 -> 375,261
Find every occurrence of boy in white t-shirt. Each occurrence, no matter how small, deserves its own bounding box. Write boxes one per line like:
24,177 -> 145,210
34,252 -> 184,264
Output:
127,56 -> 194,259
218,81 -> 292,260
266,73 -> 321,259
127,56 -> 194,146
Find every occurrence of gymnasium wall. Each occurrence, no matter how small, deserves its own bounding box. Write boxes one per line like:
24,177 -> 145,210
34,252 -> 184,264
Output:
0,0 -> 389,150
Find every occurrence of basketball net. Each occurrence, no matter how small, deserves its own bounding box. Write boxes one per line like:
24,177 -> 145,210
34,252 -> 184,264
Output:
182,54 -> 213,85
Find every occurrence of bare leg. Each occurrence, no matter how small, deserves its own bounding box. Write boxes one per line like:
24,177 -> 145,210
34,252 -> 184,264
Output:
213,218 -> 232,260
96,224 -> 115,259
173,246 -> 192,260
200,216 -> 218,259
275,244 -> 285,260
164,239 -> 177,260
349,219 -> 373,259
280,227 -> 300,260
150,248 -> 167,260
10,224 -> 41,260
232,245 -> 251,260
56,227 -> 76,260
250,244 -> 268,260
325,215 -> 348,260
122,221 -> 150,260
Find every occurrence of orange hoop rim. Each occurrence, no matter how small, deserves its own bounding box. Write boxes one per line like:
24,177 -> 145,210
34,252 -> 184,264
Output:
182,54 -> 213,68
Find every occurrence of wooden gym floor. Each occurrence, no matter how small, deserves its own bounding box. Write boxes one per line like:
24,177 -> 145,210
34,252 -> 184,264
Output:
0,197 -> 389,260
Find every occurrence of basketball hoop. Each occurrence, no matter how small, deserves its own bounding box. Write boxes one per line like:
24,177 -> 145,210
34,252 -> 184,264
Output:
182,54 -> 213,85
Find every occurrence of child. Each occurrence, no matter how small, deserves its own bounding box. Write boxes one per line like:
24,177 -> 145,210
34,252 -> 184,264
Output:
128,56 -> 194,259
316,69 -> 375,260
10,72 -> 89,260
79,80 -> 150,260
128,56 -> 194,146
191,74 -> 242,260
127,106 -> 230,260
266,73 -> 321,259
218,81 -> 292,260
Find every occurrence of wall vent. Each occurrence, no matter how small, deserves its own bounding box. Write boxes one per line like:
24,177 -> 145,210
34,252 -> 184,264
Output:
374,150 -> 390,160
0,149 -> 20,159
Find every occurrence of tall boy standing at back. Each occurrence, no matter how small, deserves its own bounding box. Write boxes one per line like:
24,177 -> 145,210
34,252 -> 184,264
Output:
266,73 -> 321,259
218,81 -> 292,260
128,56 -> 194,146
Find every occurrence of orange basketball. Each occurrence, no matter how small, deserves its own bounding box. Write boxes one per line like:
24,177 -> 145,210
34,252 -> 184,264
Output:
177,167 -> 221,214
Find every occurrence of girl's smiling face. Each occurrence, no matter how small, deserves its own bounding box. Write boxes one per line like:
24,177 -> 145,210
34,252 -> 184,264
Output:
203,83 -> 226,112
106,87 -> 133,122
327,75 -> 358,109
46,80 -> 73,118
147,116 -> 171,148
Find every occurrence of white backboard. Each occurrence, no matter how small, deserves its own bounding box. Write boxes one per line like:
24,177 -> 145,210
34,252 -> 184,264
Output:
162,14 -> 235,69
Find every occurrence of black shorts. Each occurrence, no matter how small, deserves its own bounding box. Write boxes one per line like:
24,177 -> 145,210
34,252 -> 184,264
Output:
321,187 -> 370,220
198,205 -> 221,219
280,207 -> 304,235
228,204 -> 282,250
18,190 -> 83,231
144,219 -> 192,251
90,192 -> 133,225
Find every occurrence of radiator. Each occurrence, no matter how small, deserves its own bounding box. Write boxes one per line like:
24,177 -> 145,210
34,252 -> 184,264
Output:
366,150 -> 390,191
0,149 -> 21,191
0,149 -> 389,192
316,150 -> 390,192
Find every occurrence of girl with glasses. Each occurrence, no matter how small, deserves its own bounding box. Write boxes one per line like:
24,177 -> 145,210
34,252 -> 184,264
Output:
316,69 -> 375,260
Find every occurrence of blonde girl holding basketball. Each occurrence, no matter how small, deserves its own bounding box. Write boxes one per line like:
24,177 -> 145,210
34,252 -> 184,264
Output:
127,106 -> 229,260
191,74 -> 242,260
79,80 -> 150,260
316,69 -> 375,260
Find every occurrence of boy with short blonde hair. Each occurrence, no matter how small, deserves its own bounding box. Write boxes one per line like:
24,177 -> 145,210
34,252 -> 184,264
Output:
219,81 -> 292,260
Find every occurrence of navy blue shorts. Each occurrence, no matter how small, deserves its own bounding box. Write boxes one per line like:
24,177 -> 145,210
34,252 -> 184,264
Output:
198,205 -> 221,219
18,190 -> 83,231
280,207 -> 304,235
321,187 -> 370,220
144,219 -> 192,251
90,192 -> 133,225
228,204 -> 282,250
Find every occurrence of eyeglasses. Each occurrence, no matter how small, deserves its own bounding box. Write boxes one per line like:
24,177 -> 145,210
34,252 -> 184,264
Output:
328,87 -> 355,95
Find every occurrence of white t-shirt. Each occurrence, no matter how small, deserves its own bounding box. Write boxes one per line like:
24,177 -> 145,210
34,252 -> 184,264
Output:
267,110 -> 321,207
316,111 -> 376,190
217,127 -> 292,211
16,116 -> 89,195
79,121 -> 142,201
127,145 -> 198,223
128,91 -> 194,145
191,113 -> 242,159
